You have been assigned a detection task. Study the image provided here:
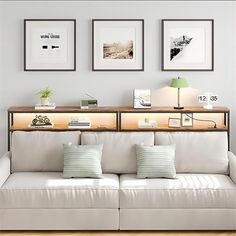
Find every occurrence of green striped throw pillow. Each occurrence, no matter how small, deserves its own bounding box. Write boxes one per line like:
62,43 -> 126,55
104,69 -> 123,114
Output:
63,144 -> 103,178
136,144 -> 176,179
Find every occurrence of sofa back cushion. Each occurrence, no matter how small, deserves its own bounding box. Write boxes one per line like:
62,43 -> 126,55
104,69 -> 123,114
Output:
81,132 -> 154,173
154,132 -> 228,174
12,131 -> 81,172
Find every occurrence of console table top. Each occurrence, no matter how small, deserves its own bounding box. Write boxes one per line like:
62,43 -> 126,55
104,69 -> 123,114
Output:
8,106 -> 229,113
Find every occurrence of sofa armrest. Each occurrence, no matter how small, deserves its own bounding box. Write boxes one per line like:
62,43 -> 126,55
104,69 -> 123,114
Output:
0,152 -> 11,187
228,151 -> 236,184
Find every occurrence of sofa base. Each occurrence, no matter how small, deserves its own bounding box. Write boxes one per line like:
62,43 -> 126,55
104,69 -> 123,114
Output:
1,208 -> 235,230
120,209 -> 236,230
0,209 -> 119,230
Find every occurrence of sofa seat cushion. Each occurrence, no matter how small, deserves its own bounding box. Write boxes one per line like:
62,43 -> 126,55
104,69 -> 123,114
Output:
0,172 -> 119,209
120,174 -> 236,209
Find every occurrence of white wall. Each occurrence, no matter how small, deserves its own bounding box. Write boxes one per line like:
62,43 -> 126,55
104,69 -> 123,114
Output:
0,1 -> 235,154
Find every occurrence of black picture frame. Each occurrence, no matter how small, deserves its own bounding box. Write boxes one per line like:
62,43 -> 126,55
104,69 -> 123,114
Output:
162,19 -> 214,71
92,19 -> 144,71
24,19 -> 76,71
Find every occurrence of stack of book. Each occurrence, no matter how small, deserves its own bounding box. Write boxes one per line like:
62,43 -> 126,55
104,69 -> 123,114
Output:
35,103 -> 56,110
68,118 -> 91,129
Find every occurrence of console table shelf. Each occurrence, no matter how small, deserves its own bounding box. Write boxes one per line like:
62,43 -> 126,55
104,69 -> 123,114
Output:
8,106 -> 230,150
121,124 -> 227,132
10,124 -> 117,132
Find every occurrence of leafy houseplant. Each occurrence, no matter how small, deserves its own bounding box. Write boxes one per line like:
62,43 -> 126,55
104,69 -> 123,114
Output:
37,88 -> 53,105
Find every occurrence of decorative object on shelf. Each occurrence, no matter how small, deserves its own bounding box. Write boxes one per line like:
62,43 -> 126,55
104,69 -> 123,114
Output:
68,117 -> 91,129
30,115 -> 53,128
198,93 -> 218,109
80,94 -> 98,109
138,118 -> 157,129
92,19 -> 144,71
24,19 -> 76,71
181,113 -> 193,127
168,118 -> 181,128
162,19 -> 214,71
133,89 -> 151,109
37,87 -> 54,106
170,77 -> 188,109
182,112 -> 217,128
35,103 -> 56,110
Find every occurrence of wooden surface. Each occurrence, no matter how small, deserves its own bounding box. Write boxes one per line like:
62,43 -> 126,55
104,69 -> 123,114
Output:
120,124 -> 227,131
10,124 -> 227,132
8,106 -> 230,113
10,124 -> 117,131
0,231 -> 235,236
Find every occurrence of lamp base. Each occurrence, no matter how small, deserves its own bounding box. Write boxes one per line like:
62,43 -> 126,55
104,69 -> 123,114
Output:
174,106 -> 184,109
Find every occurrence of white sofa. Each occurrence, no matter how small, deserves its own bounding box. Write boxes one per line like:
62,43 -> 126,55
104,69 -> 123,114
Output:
0,131 -> 235,230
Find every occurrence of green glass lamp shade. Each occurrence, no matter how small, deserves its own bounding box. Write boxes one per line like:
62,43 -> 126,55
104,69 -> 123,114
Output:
170,77 -> 188,88
169,77 -> 189,109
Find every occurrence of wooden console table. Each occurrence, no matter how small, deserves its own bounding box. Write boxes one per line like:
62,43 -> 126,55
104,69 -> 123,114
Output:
8,106 -> 230,150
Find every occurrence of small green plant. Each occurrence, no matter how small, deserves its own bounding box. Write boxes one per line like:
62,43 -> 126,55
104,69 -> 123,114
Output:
37,88 -> 53,99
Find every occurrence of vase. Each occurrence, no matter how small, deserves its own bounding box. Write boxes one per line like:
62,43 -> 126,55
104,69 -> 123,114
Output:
40,98 -> 50,105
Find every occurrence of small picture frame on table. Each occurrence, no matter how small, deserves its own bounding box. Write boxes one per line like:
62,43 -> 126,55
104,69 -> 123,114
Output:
181,113 -> 193,127
133,89 -> 151,109
168,118 -> 181,128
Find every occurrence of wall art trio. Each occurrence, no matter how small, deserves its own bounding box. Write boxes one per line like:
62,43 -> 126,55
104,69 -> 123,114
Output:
24,19 -> 214,72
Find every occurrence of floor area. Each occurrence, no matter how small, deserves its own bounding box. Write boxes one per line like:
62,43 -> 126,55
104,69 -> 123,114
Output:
0,232 -> 235,236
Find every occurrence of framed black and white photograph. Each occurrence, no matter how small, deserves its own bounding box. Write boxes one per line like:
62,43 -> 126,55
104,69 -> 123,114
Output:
24,19 -> 76,71
92,19 -> 144,71
168,118 -> 181,128
162,19 -> 214,71
133,89 -> 151,109
181,113 -> 193,127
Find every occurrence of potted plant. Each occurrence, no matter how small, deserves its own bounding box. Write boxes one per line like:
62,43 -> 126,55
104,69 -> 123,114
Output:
37,88 -> 53,105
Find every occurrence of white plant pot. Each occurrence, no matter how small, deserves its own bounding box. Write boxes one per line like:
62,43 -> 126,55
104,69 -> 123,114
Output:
41,98 -> 50,105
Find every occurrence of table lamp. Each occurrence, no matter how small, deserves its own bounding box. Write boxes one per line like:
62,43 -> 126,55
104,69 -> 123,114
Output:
170,77 -> 188,109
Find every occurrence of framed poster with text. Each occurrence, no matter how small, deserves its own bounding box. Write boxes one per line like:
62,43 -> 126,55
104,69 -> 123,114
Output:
24,19 -> 76,71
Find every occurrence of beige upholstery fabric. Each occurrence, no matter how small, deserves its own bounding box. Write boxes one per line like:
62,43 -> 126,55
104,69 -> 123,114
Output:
12,131 -> 81,172
0,152 -> 10,187
120,209 -> 236,230
81,132 -> 154,173
154,132 -> 228,174
0,172 -> 119,209
229,151 -> 236,184
120,174 -> 236,209
0,209 -> 119,230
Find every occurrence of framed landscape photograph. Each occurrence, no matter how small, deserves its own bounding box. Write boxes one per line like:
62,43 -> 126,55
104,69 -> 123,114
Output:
92,19 -> 144,71
24,19 -> 76,71
133,89 -> 151,109
162,19 -> 214,71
